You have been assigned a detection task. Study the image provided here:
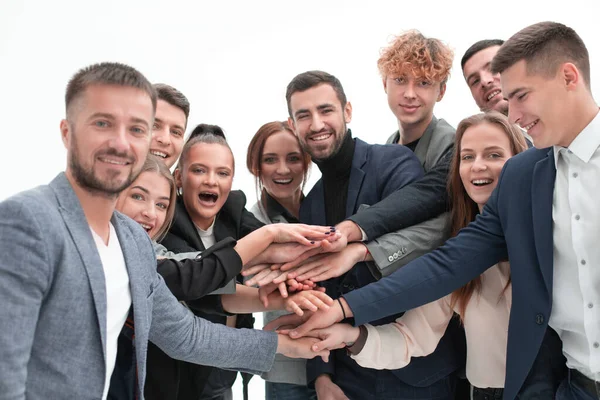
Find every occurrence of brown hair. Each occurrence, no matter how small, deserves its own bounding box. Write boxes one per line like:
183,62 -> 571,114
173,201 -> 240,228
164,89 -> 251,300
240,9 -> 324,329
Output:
153,83 -> 190,123
285,70 -> 347,118
448,111 -> 527,317
246,121 -> 311,212
491,21 -> 591,90
135,154 -> 177,241
378,30 -> 454,85
66,62 -> 156,117
176,124 -> 234,173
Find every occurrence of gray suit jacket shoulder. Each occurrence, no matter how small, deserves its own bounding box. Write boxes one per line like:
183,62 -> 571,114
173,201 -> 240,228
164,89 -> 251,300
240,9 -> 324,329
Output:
372,116 -> 455,277
0,173 -> 277,400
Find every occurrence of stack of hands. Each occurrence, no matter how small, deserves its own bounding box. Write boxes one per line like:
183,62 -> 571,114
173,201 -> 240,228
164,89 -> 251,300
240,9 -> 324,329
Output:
241,221 -> 369,365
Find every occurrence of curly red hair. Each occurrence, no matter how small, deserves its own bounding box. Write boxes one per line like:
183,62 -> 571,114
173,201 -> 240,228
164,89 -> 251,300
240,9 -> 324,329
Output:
378,30 -> 454,84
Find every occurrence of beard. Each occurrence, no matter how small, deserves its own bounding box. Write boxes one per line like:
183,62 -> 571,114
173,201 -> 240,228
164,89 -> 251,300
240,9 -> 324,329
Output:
302,126 -> 347,162
69,131 -> 140,198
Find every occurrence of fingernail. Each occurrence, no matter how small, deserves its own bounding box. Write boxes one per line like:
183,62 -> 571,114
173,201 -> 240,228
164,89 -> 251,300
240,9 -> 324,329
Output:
325,232 -> 330,235
310,241 -> 315,244
330,227 -> 336,231
290,331 -> 298,337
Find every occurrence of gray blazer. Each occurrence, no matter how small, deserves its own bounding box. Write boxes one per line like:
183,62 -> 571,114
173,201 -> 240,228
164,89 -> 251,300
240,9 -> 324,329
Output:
365,116 -> 454,277
0,173 -> 277,400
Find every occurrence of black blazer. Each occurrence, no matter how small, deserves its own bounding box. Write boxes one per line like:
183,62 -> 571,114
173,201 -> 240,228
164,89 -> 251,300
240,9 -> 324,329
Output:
145,190 -> 264,400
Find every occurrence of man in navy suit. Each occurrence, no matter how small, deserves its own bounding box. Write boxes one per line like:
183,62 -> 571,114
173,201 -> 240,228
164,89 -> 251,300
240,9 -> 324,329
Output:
285,70 -> 465,399
283,22 -> 599,400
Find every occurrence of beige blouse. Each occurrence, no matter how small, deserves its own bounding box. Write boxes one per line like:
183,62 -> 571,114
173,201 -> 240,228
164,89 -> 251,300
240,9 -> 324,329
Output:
351,262 -> 511,389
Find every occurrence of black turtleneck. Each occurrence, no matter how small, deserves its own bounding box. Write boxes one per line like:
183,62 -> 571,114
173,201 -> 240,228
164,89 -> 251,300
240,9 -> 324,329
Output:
314,130 -> 355,226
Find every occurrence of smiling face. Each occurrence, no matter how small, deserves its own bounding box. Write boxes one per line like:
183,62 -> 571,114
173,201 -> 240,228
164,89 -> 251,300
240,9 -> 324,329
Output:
289,83 -> 352,162
61,84 -> 154,197
501,60 -> 577,148
459,122 -> 513,209
384,73 -> 444,131
116,171 -> 171,239
176,142 -> 234,229
150,99 -> 187,168
463,46 -> 509,115
260,130 -> 305,201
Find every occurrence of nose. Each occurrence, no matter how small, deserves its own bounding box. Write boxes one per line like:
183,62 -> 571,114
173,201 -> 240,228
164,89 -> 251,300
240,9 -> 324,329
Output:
142,203 -> 157,220
310,114 -> 325,132
110,125 -> 131,154
480,70 -> 495,88
472,156 -> 488,172
203,171 -> 217,186
152,126 -> 171,146
276,160 -> 291,175
507,104 -> 521,125
403,81 -> 416,99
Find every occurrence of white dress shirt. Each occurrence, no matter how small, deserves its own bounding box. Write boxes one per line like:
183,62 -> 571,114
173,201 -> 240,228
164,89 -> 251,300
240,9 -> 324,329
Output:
550,110 -> 600,381
91,223 -> 132,400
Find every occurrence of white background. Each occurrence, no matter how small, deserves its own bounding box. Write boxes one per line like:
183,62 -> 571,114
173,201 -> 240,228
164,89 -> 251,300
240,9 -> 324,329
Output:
1,1 -> 598,398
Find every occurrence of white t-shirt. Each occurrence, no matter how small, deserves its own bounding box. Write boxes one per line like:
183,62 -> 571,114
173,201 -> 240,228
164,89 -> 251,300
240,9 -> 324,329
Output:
91,223 -> 132,400
196,218 -> 216,249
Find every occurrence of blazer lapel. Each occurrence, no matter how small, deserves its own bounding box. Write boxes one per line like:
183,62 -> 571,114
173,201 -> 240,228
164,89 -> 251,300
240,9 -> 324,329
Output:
346,140 -> 367,218
413,116 -> 437,166
531,150 -> 557,296
51,173 -> 107,355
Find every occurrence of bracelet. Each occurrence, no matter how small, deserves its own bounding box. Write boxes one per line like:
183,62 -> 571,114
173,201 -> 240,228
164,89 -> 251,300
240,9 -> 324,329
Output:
338,298 -> 347,320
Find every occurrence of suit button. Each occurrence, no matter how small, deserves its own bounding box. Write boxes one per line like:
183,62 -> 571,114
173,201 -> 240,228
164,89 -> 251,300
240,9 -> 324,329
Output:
535,314 -> 544,325
388,256 -> 394,262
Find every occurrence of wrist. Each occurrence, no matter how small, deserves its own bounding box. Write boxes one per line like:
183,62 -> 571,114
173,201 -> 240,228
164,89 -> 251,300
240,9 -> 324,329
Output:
338,296 -> 353,319
336,220 -> 362,242
315,374 -> 333,387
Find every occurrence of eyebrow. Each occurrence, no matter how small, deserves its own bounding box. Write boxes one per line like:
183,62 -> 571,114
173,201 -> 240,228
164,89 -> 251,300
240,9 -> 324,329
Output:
87,112 -> 150,129
190,162 -> 232,171
461,145 -> 507,152
131,185 -> 149,194
158,196 -> 170,201
154,117 -> 185,132
506,87 -> 527,100
293,103 -> 336,118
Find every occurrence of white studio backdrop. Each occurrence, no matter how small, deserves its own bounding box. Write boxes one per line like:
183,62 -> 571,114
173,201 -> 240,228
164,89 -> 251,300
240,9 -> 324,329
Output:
0,0 -> 598,398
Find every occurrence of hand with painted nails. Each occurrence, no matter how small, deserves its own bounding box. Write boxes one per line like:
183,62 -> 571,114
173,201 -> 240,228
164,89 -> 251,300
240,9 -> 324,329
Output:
268,223 -> 339,246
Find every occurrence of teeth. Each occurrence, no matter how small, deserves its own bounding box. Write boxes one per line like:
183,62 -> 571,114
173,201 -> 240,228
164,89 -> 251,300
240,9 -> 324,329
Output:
150,151 -> 168,158
274,179 -> 292,184
100,157 -> 127,165
312,133 -> 331,141
472,179 -> 492,185
523,120 -> 538,131
140,223 -> 152,230
487,90 -> 501,101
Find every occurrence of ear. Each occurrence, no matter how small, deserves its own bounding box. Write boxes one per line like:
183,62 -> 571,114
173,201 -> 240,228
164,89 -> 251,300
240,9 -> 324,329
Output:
437,83 -> 447,102
173,168 -> 183,189
382,77 -> 388,93
562,62 -> 579,90
287,117 -> 297,135
60,119 -> 70,148
344,101 -> 353,124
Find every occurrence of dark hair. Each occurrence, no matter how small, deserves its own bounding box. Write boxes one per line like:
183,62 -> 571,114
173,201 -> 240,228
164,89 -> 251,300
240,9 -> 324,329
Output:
460,39 -> 505,70
176,124 -> 233,172
246,121 -> 311,212
153,83 -> 190,123
491,22 -> 590,89
448,111 -> 527,318
285,70 -> 347,118
65,62 -> 156,117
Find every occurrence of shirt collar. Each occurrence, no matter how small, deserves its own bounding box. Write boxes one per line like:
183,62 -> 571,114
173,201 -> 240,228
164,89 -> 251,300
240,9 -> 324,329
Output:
553,110 -> 600,168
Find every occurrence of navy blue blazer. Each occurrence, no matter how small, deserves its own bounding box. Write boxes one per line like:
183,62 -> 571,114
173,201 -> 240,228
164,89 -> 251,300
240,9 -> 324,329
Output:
301,138 -> 465,388
344,146 -> 567,399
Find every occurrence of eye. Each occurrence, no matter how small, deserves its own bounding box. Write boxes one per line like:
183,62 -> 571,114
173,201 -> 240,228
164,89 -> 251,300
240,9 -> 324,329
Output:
263,156 -> 276,164
321,108 -> 333,114
296,114 -> 309,120
131,193 -> 144,201
153,122 -> 160,130
470,78 -> 480,87
156,202 -> 168,210
394,77 -> 405,84
131,126 -> 146,135
95,120 -> 109,128
288,155 -> 301,162
192,167 -> 206,174
488,153 -> 503,159
461,154 -> 474,161
218,171 -> 231,177
418,80 -> 432,87
171,129 -> 183,137
518,92 -> 528,101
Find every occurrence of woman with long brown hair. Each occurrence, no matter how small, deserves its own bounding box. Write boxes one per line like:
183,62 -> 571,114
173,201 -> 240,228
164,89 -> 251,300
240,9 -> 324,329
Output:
305,112 -> 530,399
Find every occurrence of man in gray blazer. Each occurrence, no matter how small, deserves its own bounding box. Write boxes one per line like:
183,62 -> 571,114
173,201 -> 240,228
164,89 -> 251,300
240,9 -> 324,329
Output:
0,62 -> 327,400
